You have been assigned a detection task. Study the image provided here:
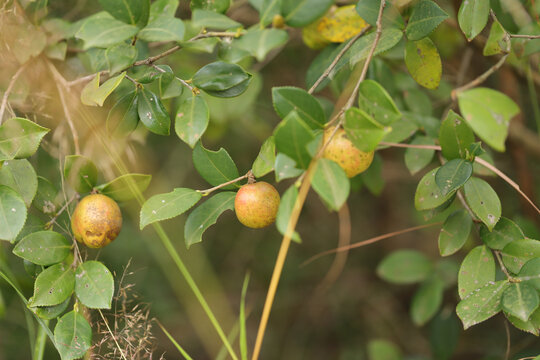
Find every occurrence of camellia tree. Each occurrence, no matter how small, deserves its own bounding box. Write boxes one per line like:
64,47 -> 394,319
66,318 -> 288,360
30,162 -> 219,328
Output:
0,0 -> 540,359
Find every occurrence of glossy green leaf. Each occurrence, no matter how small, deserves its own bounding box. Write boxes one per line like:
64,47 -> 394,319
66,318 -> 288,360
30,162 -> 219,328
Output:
274,153 -> 303,182
312,159 -> 350,212
411,276 -> 444,326
192,142 -> 240,188
138,15 -> 185,42
344,108 -> 390,153
203,76 -> 252,98
435,159 -> 473,196
0,117 -> 50,160
184,192 -> 236,248
505,307 -> 540,336
98,0 -> 150,27
349,28 -> 403,66
406,0 -> 449,40
107,91 -> 139,137
377,250 -> 432,284
54,311 -> 92,360
175,95 -> 209,148
104,43 -> 138,74
149,0 -> 179,21
193,61 -> 251,93
356,0 -> 404,29
438,210 -> 472,256
480,217 -> 524,250
235,28 -> 288,61
357,80 -> 401,126
276,185 -> 301,243
414,167 -> 456,211
463,177 -> 501,231
272,86 -> 325,129
98,173 -> 152,202
404,136 -> 435,175
13,231 -> 71,266
502,282 -> 539,322
273,111 -> 314,169
518,258 -> 540,291
0,159 -> 38,207
483,19 -> 507,56
456,280 -> 508,329
457,0 -> 489,41
438,110 -> 475,160
140,188 -> 202,229
282,0 -> 333,27
252,137 -> 276,178
64,155 -> 98,193
502,239 -> 540,274
34,297 -> 70,320
137,89 -> 170,135
159,74 -> 184,100
29,263 -> 74,307
458,87 -> 519,152
457,245 -> 495,299
0,186 -> 27,242
405,37 -> 442,89
191,9 -> 239,30
81,72 -> 126,107
367,339 -> 401,360
76,13 -> 139,49
75,261 -> 114,309
191,0 -> 230,13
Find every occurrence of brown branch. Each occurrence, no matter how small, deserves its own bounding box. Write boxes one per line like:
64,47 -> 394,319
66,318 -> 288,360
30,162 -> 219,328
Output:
197,171 -> 251,195
494,251 -> 514,281
0,62 -> 29,124
509,33 -> 540,39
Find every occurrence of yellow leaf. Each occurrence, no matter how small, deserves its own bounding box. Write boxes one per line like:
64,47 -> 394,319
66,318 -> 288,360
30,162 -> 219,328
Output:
317,5 -> 369,43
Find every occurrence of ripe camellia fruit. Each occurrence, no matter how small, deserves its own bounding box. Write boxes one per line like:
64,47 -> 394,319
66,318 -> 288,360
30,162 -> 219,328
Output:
235,181 -> 280,229
323,128 -> 374,178
71,194 -> 122,248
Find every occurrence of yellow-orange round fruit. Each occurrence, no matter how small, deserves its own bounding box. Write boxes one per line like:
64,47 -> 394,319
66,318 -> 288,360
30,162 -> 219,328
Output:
323,128 -> 374,178
235,182 -> 280,229
71,194 -> 122,248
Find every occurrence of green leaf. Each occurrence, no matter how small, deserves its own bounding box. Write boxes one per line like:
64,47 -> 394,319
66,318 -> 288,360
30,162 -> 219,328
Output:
457,245 -> 495,299
480,217 -> 524,250
276,185 -> 301,243
140,188 -> 202,229
414,167 -> 456,211
438,210 -> 472,256
235,28 -> 288,61
81,72 -> 126,107
76,13 -> 140,49
137,89 -> 170,135
252,137 -> 276,178
438,110 -> 475,160
505,307 -> 540,336
456,280 -> 509,329
29,263 -> 74,307
429,310 -> 460,360
75,261 -> 114,309
191,0 -> 230,13
34,297 -> 70,320
410,276 -> 444,326
502,282 -> 539,322
273,111 -> 314,169
107,91 -> 139,137
64,155 -> 98,193
282,0 -> 333,28
356,0 -> 405,29
193,61 -> 251,93
13,231 -> 71,266
272,86 -> 325,129
483,19 -> 507,56
54,311 -> 92,360
0,186 -> 27,242
457,0 -> 489,41
0,159 -> 38,207
344,108 -> 390,153
502,239 -> 540,274
518,258 -> 540,291
367,339 -> 401,360
98,173 -> 152,202
258,0 -> 281,26
312,159 -> 350,212
0,117 -> 50,160
138,16 -> 185,42
381,117 -> 418,144
98,0 -> 150,27
175,95 -> 209,148
34,176 -> 58,214
406,0 -> 449,40
203,76 -> 252,98
45,41 -> 67,61
357,80 -> 401,126
274,153 -> 303,182
404,135 -> 435,175
404,37 -> 442,89
159,74 -> 184,100
192,142 -> 240,188
458,88 -> 519,152
349,28 -> 403,66
184,192 -> 235,248
149,0 -> 179,21
192,9 -> 241,29
104,43 -> 138,74
377,250 -> 433,284
463,177 -> 501,231
361,153 -> 384,195
435,159 -> 473,196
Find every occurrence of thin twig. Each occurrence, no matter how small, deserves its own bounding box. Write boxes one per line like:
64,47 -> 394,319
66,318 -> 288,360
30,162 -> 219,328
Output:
0,62 -> 29,124
308,27 -> 371,95
495,251 -> 515,281
379,142 -> 441,150
67,72 -> 106,87
504,319 -> 511,360
197,171 -> 251,195
150,64 -> 195,92
301,222 -> 442,267
98,309 -> 128,360
45,194 -> 78,229
509,33 -> 540,39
